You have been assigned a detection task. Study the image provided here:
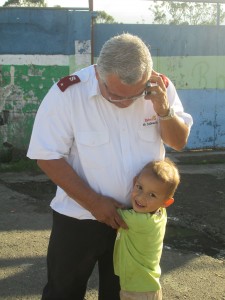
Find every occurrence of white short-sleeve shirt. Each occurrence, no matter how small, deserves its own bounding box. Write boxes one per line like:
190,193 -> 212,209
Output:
27,65 -> 193,220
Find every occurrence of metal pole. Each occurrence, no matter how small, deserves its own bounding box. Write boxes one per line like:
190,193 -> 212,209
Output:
89,0 -> 94,65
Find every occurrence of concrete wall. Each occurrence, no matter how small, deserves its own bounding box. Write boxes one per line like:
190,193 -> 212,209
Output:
0,7 -> 92,161
0,8 -> 224,161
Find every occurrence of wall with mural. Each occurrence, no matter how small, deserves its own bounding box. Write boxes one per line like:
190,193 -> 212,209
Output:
0,7 -> 92,161
94,24 -> 225,150
0,8 -> 224,161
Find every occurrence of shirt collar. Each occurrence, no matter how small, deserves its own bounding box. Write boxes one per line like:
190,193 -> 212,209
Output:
90,75 -> 101,99
77,65 -> 101,99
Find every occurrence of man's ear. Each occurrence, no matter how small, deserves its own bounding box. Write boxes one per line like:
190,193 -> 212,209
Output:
163,198 -> 174,208
94,65 -> 100,80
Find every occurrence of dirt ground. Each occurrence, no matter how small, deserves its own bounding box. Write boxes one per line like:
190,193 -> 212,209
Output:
0,151 -> 225,300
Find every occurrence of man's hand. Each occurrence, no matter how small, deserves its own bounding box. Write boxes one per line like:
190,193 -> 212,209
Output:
144,70 -> 190,151
90,195 -> 128,230
37,158 -> 128,230
145,72 -> 170,117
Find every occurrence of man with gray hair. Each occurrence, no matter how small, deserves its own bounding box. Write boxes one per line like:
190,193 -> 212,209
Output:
27,33 -> 193,300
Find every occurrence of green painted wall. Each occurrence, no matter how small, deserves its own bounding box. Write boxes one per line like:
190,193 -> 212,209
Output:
153,56 -> 225,90
0,65 -> 69,161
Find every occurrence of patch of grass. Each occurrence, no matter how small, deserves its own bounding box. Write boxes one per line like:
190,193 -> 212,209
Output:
0,158 -> 41,173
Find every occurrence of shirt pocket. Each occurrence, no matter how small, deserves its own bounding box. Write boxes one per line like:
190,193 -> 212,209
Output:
76,131 -> 111,169
137,126 -> 162,163
138,127 -> 158,143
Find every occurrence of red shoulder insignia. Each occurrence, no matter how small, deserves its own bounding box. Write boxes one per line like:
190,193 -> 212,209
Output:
57,75 -> 81,92
159,74 -> 169,88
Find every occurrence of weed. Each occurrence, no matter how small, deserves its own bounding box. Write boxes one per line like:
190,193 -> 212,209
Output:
0,158 -> 41,173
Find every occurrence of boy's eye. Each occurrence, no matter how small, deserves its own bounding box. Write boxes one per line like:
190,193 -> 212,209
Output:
149,193 -> 156,198
135,184 -> 142,190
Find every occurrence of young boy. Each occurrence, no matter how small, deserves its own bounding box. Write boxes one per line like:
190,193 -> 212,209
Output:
113,158 -> 180,300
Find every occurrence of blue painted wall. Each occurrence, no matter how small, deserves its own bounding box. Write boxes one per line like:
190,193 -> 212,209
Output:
0,8 -> 91,54
94,24 -> 225,56
179,90 -> 225,149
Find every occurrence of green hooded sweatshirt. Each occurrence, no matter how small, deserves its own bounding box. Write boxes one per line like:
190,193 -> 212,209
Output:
113,208 -> 167,292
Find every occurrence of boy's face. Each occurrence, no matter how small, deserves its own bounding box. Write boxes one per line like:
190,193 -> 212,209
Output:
131,170 -> 170,213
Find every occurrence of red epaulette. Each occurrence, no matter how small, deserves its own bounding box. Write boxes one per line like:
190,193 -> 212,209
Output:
57,75 -> 81,92
159,74 -> 169,88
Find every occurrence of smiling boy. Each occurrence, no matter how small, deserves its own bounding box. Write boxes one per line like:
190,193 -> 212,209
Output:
113,158 -> 180,300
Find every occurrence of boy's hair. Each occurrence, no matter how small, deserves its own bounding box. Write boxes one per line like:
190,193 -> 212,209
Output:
141,158 -> 180,198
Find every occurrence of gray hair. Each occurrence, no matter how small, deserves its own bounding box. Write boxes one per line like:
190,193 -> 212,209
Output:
96,33 -> 153,85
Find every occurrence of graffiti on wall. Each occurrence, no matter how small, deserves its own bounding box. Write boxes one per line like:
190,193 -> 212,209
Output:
159,56 -> 225,90
0,62 -> 69,161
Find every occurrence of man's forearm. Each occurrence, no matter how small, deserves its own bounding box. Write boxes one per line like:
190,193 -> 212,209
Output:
37,158 -> 127,229
37,158 -> 100,211
160,116 -> 189,151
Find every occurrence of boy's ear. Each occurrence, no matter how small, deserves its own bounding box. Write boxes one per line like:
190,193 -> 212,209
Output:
133,176 -> 138,187
163,198 -> 174,208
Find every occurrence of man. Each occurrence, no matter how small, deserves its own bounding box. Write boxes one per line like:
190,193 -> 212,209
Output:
27,33 -> 193,300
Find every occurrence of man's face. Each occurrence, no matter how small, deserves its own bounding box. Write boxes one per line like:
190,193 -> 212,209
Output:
98,73 -> 148,108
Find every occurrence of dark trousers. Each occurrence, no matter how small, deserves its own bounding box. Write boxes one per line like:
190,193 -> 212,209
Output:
41,210 -> 120,300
